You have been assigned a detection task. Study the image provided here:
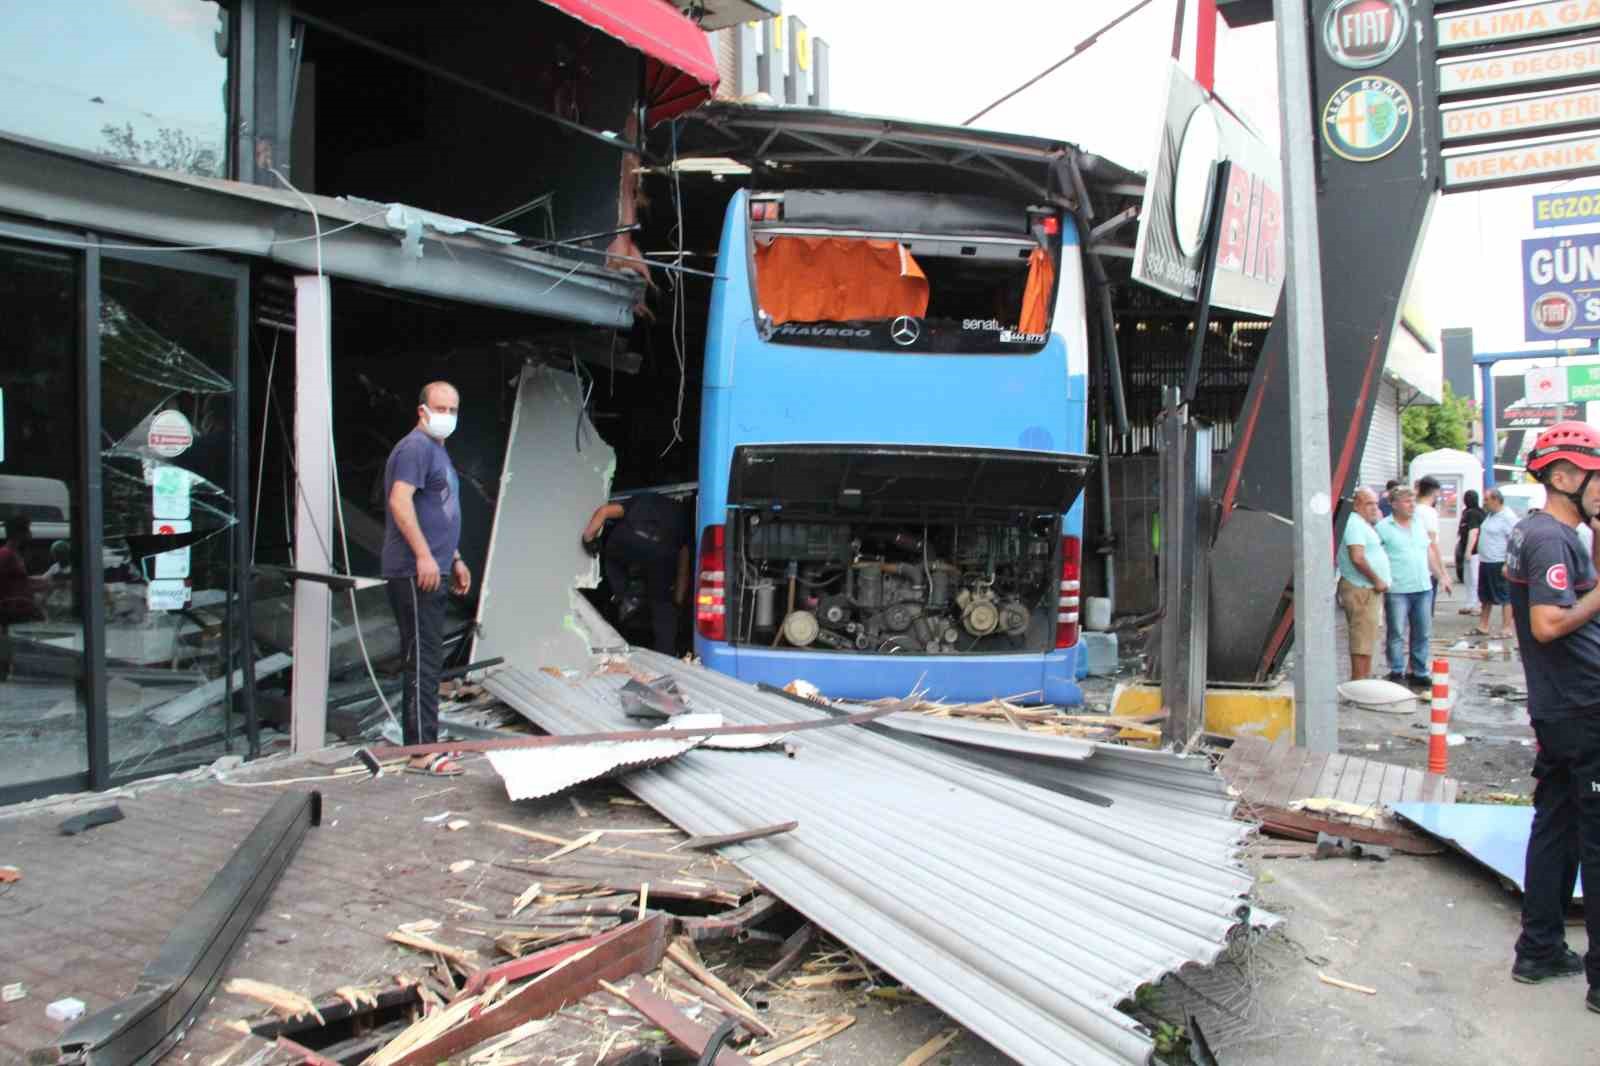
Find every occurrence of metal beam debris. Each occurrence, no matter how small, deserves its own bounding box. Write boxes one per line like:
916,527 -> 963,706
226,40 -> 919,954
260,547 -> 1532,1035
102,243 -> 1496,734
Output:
46,791 -> 321,1066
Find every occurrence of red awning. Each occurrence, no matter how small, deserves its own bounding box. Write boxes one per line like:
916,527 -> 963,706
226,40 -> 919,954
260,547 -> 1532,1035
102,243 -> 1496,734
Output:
539,0 -> 719,125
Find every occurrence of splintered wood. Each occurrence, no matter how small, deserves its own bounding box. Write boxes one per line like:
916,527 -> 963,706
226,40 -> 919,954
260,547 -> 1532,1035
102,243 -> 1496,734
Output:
221,979 -> 324,1023
892,695 -> 1164,746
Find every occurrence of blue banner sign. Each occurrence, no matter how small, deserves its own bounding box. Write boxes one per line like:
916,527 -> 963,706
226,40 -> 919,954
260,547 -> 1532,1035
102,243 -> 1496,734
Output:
1533,188 -> 1600,228
1523,232 -> 1600,341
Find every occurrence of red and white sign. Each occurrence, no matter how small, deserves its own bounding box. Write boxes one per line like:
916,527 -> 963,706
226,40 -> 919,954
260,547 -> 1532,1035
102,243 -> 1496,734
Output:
1527,364 -> 1571,401
1547,562 -> 1571,591
151,518 -> 191,580
147,409 -> 194,459
1324,0 -> 1409,69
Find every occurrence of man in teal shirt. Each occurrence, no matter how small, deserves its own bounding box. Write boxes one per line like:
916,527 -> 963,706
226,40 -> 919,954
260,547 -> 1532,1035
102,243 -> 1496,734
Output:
1338,487 -> 1391,680
1377,486 -> 1449,689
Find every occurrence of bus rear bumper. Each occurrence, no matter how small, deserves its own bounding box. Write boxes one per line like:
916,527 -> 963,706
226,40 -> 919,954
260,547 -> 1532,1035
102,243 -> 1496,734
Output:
694,640 -> 1084,707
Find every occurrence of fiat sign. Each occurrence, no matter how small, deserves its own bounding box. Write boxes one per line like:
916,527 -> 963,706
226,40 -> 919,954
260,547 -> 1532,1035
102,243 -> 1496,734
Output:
1323,0 -> 1409,69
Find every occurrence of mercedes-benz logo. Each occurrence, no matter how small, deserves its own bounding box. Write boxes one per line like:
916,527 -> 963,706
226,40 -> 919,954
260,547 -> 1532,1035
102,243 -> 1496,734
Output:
890,316 -> 921,346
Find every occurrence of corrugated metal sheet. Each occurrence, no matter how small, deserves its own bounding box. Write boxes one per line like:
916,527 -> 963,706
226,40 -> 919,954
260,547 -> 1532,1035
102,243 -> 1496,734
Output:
485,652 -> 1254,1066
484,736 -> 700,801
1361,381 -> 1402,488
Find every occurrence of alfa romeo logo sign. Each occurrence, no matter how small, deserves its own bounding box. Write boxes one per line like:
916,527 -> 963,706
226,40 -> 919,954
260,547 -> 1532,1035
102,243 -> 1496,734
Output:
1322,0 -> 1408,69
1321,76 -> 1414,161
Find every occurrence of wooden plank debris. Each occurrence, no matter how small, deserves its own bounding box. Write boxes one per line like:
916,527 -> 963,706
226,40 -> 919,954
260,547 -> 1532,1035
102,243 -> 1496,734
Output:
600,978 -> 754,1066
377,913 -> 672,1066
667,938 -> 776,1037
385,930 -> 480,968
221,979 -> 324,1023
677,822 -> 799,852
898,1028 -> 960,1066
1318,972 -> 1377,996
760,923 -> 817,985
749,1015 -> 855,1065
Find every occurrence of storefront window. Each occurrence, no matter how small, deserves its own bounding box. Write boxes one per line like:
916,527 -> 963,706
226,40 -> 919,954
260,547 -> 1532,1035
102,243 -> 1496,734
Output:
0,2 -> 231,178
0,243 -> 90,790
100,257 -> 241,778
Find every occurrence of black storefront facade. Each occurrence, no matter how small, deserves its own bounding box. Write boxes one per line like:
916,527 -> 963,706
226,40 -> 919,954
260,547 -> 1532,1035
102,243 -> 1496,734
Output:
0,0 -> 715,802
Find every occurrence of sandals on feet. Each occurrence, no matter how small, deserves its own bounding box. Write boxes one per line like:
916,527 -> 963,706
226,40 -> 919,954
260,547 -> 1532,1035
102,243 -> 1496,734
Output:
407,753 -> 464,777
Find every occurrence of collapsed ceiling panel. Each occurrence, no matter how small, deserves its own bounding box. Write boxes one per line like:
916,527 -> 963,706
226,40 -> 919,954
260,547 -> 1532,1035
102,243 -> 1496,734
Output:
473,363 -> 616,670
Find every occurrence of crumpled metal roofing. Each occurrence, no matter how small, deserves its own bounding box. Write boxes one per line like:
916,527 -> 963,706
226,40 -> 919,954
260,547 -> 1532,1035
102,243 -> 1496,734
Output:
484,736 -> 700,801
486,652 -> 1255,1066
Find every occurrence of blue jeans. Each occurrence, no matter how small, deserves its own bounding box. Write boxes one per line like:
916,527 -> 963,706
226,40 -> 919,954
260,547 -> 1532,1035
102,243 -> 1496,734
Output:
1384,590 -> 1433,677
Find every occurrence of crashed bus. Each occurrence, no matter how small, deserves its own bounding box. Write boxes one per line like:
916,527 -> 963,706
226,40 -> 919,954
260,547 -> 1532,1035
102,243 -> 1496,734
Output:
675,110 -> 1130,705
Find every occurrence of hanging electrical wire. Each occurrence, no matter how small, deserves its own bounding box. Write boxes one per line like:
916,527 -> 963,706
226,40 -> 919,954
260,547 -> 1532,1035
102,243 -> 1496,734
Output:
660,118 -> 689,458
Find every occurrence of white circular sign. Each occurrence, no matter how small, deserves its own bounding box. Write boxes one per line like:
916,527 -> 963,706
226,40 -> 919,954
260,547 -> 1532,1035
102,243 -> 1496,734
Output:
1310,492 -> 1332,516
147,409 -> 194,458
1172,106 -> 1222,259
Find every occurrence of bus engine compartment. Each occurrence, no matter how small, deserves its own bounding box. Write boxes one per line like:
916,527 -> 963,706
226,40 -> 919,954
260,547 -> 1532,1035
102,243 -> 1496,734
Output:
729,513 -> 1061,655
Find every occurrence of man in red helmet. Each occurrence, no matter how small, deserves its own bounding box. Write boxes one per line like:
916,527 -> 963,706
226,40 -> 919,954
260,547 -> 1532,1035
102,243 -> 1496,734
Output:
1505,420 -> 1600,1002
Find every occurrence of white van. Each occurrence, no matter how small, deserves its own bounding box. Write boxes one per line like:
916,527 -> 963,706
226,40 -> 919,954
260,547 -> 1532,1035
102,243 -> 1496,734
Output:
0,474 -> 70,542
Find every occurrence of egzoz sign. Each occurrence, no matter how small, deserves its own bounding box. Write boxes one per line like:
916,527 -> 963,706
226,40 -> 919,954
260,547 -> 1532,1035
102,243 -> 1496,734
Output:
1130,62 -> 1285,317
1522,231 -> 1600,340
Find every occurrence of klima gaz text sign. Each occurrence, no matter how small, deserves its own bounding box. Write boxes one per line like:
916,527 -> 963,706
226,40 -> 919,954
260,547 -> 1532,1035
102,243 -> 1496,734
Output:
1522,232 -> 1600,340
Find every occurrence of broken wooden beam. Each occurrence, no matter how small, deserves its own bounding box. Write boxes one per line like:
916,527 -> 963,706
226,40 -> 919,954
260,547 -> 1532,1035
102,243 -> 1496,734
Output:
601,978 -> 753,1065
380,913 -> 671,1066
678,823 -> 798,852
759,923 -> 817,986
667,938 -> 776,1038
678,893 -> 787,942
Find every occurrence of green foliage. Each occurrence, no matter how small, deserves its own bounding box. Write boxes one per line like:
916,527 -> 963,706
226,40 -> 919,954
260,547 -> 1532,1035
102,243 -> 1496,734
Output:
1402,381 -> 1475,463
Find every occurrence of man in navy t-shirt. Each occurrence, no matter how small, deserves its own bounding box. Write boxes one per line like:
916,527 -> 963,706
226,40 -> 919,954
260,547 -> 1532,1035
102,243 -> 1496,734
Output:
1505,421 -> 1600,1004
581,491 -> 691,655
383,381 -> 469,775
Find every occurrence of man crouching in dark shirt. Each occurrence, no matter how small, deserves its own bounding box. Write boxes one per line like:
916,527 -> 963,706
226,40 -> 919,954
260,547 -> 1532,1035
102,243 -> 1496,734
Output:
1506,421 -> 1600,1005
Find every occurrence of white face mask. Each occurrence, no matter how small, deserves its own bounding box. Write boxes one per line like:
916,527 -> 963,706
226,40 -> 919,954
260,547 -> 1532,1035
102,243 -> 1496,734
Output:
422,408 -> 457,440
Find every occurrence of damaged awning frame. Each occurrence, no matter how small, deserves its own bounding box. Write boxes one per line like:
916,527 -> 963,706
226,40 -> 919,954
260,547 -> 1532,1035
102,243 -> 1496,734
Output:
0,135 -> 643,329
663,104 -> 1144,208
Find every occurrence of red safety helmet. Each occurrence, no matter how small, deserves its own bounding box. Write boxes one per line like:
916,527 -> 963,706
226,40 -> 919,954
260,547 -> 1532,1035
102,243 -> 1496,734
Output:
1526,420 -> 1600,474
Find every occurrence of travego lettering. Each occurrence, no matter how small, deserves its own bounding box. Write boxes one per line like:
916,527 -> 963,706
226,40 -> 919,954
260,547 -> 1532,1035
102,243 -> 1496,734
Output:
773,325 -> 872,337
1441,0 -> 1600,45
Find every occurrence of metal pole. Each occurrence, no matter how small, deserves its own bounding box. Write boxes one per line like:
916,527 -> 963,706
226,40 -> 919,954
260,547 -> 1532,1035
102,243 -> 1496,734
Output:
290,275 -> 332,752
1480,362 -> 1497,491
1183,161 -> 1232,403
1273,0 -> 1338,754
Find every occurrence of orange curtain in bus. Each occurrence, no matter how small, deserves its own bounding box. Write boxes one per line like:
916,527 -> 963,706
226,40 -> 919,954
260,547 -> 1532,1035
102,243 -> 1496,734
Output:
1018,246 -> 1055,335
754,237 -> 929,325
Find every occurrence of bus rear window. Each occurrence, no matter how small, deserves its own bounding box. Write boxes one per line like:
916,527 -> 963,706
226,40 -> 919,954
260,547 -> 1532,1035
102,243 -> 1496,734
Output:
753,233 -> 1058,354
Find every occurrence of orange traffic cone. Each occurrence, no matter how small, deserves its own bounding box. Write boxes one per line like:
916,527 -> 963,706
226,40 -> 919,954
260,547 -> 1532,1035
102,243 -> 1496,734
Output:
1428,657 -> 1450,775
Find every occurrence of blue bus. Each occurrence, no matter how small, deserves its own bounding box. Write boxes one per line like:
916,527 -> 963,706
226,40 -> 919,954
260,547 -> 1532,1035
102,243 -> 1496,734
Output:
692,183 -> 1094,705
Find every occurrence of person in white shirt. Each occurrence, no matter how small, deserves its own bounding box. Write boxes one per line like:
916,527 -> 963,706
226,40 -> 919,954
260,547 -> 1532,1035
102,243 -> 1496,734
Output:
1415,476 -> 1453,611
1476,488 -> 1518,638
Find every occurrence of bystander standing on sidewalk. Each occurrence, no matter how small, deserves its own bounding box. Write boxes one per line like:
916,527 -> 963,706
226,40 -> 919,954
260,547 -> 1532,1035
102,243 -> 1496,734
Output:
1378,486 -> 1452,690
1458,489 -> 1486,616
1338,487 -> 1390,680
1416,476 -> 1452,614
1477,488 -> 1517,639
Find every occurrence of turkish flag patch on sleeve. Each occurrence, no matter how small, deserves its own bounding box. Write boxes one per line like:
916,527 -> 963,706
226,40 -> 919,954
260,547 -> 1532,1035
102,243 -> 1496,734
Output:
1547,563 -> 1570,592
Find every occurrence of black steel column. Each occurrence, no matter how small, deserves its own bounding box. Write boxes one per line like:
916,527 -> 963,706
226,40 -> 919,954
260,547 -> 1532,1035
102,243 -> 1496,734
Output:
81,238 -> 109,791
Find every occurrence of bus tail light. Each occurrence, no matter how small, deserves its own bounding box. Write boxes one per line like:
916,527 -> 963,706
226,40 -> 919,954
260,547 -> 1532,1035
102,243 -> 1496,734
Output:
1056,534 -> 1081,649
750,199 -> 782,222
696,524 -> 727,641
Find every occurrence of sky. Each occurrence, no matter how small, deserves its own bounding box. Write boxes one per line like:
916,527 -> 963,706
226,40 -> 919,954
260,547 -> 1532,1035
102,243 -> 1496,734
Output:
786,0 -> 1600,381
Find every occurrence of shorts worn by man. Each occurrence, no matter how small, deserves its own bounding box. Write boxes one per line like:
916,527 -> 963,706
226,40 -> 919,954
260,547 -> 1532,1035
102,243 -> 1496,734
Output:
383,381 -> 470,776
1337,488 -> 1390,680
1505,421 -> 1600,1006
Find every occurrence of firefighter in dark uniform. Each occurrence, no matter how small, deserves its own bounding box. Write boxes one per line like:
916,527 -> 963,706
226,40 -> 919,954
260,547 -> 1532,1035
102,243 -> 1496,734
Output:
581,492 -> 690,655
1506,421 -> 1600,1005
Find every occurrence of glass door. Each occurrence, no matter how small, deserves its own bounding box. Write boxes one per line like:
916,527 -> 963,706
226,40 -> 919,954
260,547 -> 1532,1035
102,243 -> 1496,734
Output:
98,252 -> 246,780
0,241 -> 90,797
